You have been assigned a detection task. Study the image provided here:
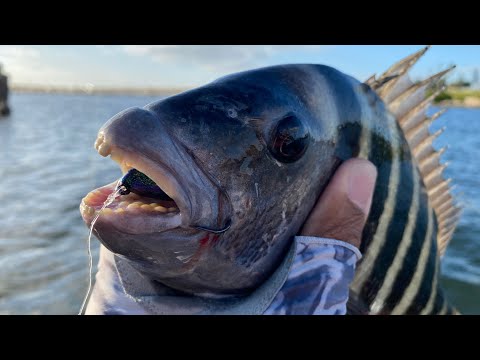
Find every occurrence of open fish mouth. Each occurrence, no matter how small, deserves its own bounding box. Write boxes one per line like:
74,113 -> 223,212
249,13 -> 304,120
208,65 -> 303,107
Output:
80,142 -> 185,234
80,107 -> 231,240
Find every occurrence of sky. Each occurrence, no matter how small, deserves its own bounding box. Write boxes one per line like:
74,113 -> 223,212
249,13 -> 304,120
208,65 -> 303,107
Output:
0,45 -> 479,89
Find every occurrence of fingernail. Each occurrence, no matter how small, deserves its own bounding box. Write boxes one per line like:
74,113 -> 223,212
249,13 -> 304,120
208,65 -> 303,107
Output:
348,160 -> 377,214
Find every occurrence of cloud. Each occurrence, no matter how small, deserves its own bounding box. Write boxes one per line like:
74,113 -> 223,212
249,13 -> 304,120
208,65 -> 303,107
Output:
0,46 -> 90,86
0,46 -> 44,84
0,46 -> 55,85
0,46 -> 40,76
0,46 -> 40,60
122,45 -> 323,72
0,45 -> 327,88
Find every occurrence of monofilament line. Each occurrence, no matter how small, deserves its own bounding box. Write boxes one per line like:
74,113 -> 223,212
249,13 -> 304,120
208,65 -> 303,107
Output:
78,182 -> 125,315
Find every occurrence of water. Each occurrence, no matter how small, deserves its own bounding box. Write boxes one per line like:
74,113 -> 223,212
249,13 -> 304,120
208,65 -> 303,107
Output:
0,93 -> 161,314
0,93 -> 479,314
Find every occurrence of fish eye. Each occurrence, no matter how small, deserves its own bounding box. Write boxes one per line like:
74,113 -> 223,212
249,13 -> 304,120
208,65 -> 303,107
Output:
268,115 -> 310,163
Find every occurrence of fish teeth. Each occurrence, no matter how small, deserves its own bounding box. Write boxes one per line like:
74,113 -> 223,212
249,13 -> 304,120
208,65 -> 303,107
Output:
80,201 -> 96,216
97,142 -> 111,157
94,133 -> 104,151
101,208 -> 114,216
95,133 -> 112,157
84,193 -> 95,202
128,195 -> 140,201
81,191 -> 180,217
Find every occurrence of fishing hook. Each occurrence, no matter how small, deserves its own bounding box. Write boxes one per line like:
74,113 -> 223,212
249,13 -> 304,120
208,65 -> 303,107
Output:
192,219 -> 232,234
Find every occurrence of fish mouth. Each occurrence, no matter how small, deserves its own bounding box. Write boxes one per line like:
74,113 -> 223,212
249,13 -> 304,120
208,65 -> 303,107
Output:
80,145 -> 184,234
80,122 -> 229,236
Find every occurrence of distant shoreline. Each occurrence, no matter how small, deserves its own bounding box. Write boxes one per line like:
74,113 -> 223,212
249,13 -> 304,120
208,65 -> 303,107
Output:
434,87 -> 480,108
11,85 -> 190,97
436,100 -> 480,109
11,85 -> 480,108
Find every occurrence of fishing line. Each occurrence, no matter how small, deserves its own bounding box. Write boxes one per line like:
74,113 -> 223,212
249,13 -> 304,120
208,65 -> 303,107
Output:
78,180 -> 125,315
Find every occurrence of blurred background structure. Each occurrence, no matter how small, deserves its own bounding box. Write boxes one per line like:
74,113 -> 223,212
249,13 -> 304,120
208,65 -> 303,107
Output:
0,63 -> 10,116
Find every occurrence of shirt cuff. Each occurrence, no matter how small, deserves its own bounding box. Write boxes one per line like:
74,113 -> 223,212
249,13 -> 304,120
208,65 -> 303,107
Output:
294,236 -> 363,261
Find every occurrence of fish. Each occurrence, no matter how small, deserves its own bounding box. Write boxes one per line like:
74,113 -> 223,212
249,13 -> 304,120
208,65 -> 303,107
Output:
80,46 -> 461,314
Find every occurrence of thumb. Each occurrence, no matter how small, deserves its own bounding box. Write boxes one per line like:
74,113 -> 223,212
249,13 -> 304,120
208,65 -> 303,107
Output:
300,158 -> 377,249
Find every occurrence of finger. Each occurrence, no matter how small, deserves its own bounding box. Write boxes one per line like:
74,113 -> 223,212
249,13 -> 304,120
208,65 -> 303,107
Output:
300,158 -> 377,248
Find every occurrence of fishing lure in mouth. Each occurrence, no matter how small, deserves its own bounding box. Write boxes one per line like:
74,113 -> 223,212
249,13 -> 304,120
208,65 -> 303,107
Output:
116,168 -> 174,201
117,168 -> 231,234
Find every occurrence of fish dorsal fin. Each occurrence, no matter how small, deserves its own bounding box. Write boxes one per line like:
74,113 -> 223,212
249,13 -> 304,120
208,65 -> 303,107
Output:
366,46 -> 460,257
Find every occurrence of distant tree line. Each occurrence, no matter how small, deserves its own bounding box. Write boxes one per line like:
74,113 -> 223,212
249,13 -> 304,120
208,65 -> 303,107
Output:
425,68 -> 480,103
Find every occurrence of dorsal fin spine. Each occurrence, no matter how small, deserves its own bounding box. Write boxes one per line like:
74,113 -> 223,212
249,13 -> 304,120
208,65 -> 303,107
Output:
368,46 -> 459,256
428,178 -> 452,198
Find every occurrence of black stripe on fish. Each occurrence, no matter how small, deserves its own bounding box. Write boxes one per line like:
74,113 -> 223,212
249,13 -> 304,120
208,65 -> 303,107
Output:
348,116 -> 396,311
322,66 -> 363,161
445,305 -> 456,315
334,122 -> 362,160
405,228 -> 439,314
360,155 -> 415,308
433,292 -> 450,315
382,177 -> 430,311
360,131 -> 393,253
430,288 -> 446,314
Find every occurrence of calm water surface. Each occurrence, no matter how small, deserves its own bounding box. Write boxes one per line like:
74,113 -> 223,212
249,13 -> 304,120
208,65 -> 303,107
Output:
0,93 -> 479,314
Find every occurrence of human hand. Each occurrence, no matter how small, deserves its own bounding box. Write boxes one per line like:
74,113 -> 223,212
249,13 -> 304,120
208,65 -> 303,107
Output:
300,158 -> 377,249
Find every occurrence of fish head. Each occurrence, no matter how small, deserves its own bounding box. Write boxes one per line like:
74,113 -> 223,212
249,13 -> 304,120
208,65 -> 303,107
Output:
80,65 -> 355,296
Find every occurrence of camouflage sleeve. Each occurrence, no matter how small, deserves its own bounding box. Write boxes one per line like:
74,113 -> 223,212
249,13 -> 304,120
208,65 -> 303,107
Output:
263,236 -> 362,315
